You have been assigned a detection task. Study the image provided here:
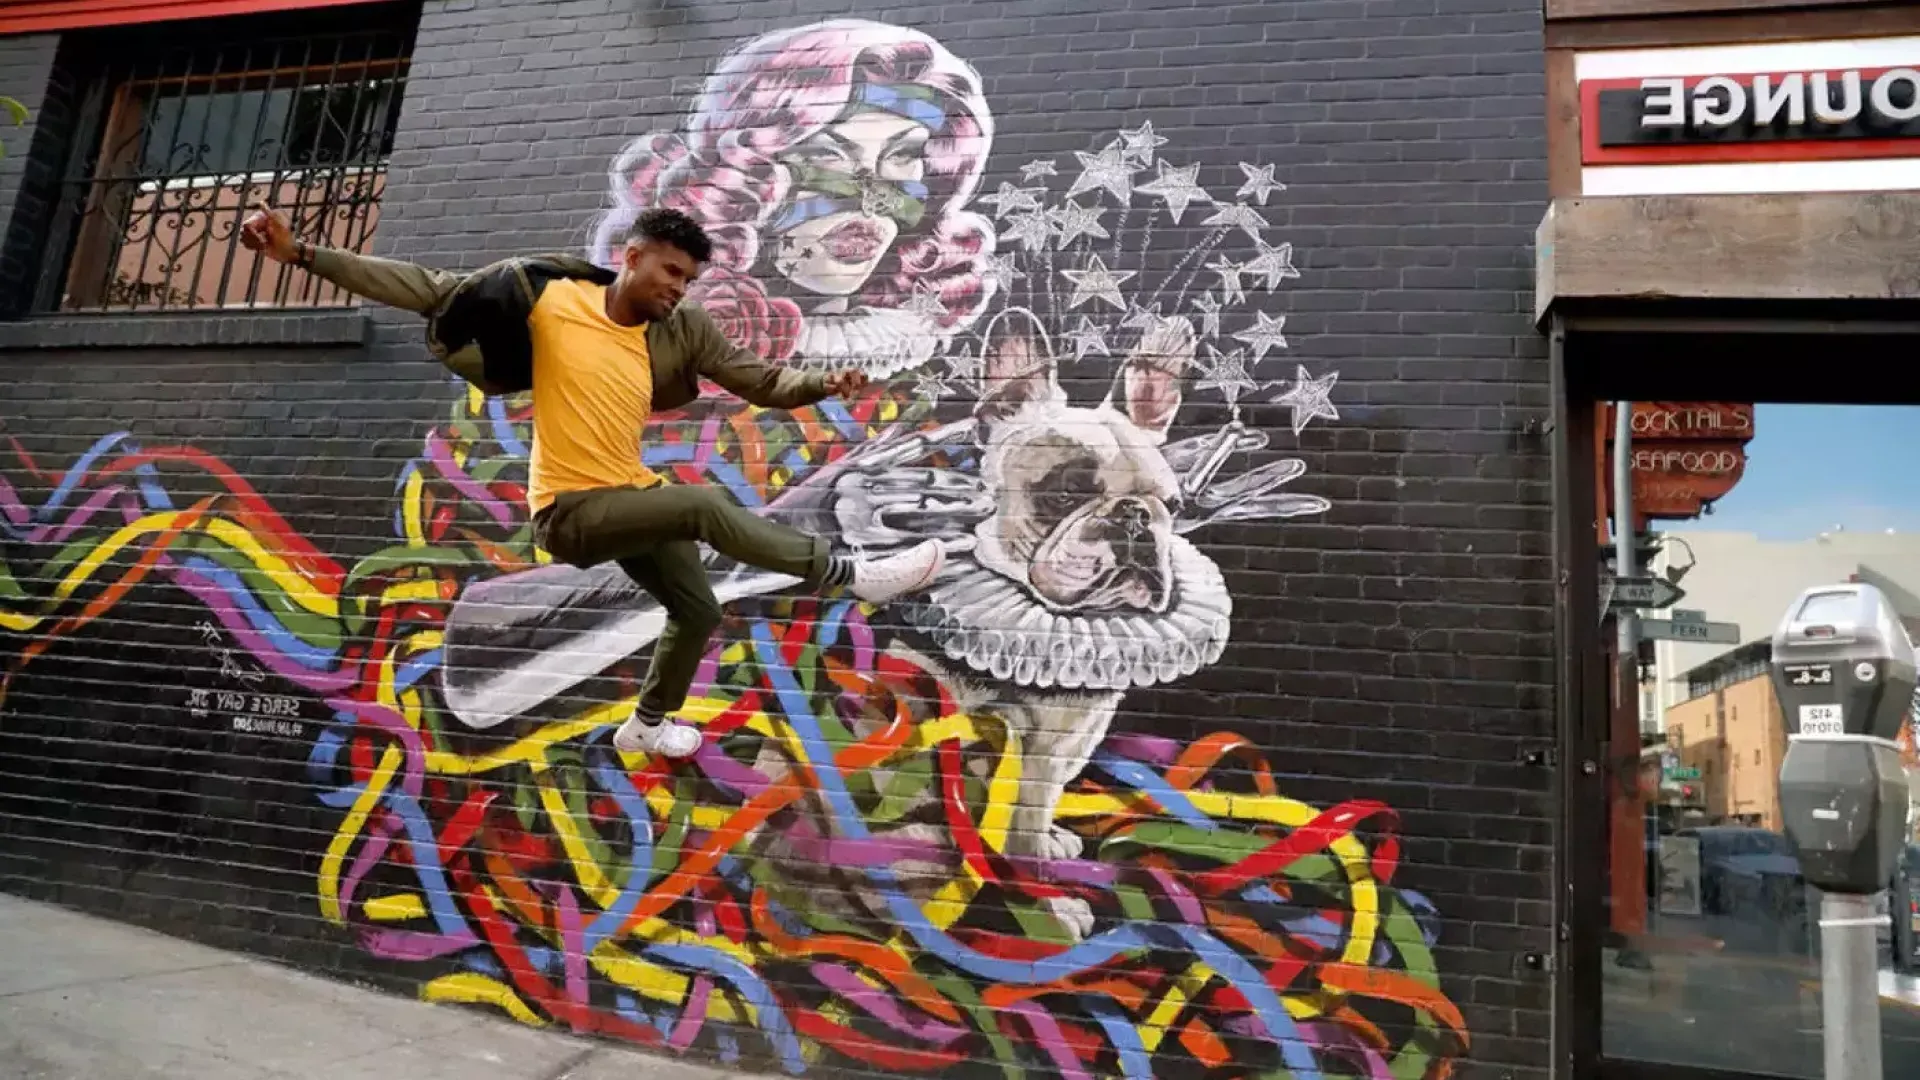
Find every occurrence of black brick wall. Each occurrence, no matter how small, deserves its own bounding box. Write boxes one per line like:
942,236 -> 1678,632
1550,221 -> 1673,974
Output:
0,1 -> 1555,1078
0,30 -> 64,311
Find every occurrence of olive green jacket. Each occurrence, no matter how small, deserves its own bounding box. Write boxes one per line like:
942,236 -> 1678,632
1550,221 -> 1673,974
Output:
304,246 -> 829,411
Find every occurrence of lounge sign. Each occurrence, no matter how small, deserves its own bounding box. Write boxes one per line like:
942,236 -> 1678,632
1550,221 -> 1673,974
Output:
1581,65 -> 1920,165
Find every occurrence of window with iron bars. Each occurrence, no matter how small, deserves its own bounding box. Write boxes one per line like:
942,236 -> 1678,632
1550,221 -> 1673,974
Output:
34,16 -> 414,314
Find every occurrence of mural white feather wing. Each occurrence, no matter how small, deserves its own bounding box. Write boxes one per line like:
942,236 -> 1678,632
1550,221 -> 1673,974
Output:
831,466 -> 993,552
1176,456 -> 1332,533
439,561 -> 799,730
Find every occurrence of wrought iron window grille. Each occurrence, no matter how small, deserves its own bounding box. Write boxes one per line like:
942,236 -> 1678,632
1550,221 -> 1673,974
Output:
35,18 -> 415,316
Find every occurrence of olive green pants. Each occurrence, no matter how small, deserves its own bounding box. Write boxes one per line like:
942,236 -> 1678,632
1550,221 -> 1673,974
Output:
534,484 -> 830,716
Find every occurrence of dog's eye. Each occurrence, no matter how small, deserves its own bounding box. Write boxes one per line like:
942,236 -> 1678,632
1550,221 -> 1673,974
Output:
1030,459 -> 1102,525
1037,490 -> 1082,518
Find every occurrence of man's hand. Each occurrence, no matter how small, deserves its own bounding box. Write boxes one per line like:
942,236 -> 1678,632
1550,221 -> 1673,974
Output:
823,368 -> 870,398
239,201 -> 300,264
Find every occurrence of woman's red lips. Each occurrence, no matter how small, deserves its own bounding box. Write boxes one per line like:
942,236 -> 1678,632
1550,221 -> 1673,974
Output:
821,218 -> 887,262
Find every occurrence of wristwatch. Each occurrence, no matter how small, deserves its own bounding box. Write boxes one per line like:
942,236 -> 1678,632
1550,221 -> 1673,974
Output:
293,239 -> 316,268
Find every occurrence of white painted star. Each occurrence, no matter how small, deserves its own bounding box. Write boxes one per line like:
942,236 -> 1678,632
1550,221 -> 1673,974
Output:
1019,159 -> 1059,182
904,283 -> 948,322
1201,201 -> 1270,243
1122,302 -> 1164,330
1196,344 -> 1259,405
914,365 -> 953,404
1191,292 -> 1222,338
1117,120 -> 1169,165
978,182 -> 1045,219
1232,311 -> 1289,363
1061,316 -> 1112,360
1241,239 -> 1300,291
1060,254 -> 1135,312
1065,140 -> 1137,206
946,347 -> 981,390
1133,159 -> 1212,224
1271,365 -> 1340,436
1236,162 -> 1287,205
1050,200 -> 1110,247
981,251 -> 1024,291
1206,255 -> 1246,307
1001,211 -> 1053,254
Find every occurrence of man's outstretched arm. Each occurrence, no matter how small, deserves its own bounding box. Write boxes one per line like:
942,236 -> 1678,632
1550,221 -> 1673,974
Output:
241,202 -> 461,315
684,303 -> 869,410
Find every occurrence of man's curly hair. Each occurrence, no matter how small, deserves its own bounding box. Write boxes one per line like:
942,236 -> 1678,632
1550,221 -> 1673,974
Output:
626,207 -> 714,264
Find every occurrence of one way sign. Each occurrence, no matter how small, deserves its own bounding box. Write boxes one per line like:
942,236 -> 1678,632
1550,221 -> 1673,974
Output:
1605,574 -> 1685,612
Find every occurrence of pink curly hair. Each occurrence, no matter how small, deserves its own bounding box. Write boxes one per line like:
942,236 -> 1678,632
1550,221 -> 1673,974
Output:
590,19 -> 997,345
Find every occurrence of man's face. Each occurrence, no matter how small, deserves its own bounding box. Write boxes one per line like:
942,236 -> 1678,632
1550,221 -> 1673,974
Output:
620,239 -> 701,321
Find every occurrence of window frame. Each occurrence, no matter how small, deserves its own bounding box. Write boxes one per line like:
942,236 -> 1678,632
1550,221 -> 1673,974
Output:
27,3 -> 416,317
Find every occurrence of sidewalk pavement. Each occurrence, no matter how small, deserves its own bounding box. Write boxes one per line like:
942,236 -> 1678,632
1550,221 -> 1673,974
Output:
0,893 -> 742,1080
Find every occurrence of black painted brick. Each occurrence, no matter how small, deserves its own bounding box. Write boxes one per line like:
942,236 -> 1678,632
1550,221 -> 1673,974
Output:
0,1 -> 1554,1078
0,31 -> 63,312
0,311 -> 371,350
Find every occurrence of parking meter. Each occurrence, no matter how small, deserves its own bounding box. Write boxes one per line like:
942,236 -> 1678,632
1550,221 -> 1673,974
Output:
1770,583 -> 1916,894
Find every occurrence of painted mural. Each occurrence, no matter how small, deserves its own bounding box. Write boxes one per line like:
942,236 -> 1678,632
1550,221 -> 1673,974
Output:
0,18 -> 1467,1080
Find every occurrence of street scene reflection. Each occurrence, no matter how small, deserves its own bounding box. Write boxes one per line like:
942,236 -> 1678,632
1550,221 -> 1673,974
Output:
1600,403 -> 1920,1076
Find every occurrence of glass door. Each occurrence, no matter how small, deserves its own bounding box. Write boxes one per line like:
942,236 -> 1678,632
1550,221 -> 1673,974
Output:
1592,402 -> 1920,1077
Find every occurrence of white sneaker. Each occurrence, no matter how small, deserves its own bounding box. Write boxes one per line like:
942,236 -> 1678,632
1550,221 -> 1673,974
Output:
612,713 -> 702,759
849,539 -> 946,605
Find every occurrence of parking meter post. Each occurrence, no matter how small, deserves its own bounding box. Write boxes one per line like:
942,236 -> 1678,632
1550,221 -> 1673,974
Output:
1768,582 -> 1918,1080
1821,892 -> 1884,1080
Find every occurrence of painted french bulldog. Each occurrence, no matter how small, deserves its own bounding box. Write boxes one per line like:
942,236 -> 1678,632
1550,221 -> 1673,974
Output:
915,306 -> 1219,866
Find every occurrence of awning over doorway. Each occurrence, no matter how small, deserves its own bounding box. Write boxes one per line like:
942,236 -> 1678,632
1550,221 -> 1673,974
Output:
1534,192 -> 1920,327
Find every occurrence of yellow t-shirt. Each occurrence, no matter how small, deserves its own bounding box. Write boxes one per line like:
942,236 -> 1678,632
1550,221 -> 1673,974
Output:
525,278 -> 666,515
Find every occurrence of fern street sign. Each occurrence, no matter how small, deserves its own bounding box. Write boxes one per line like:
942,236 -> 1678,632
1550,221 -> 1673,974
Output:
1640,616 -> 1740,645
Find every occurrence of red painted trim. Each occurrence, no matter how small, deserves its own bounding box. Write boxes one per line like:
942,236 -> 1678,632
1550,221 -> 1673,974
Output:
0,0 -> 388,36
1580,65 -> 1920,167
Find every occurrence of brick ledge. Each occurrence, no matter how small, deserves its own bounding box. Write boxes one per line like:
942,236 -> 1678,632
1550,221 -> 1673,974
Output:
0,310 -> 371,350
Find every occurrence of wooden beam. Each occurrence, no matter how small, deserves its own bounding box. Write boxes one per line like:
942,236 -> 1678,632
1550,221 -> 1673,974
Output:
1546,0 -> 1883,19
1546,4 -> 1920,48
1535,194 -> 1920,326
1546,50 -> 1581,198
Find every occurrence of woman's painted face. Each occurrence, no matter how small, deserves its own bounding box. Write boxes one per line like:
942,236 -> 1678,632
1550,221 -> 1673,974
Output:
772,108 -> 929,297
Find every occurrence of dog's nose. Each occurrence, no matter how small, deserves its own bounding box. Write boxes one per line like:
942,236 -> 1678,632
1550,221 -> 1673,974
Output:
1115,499 -> 1152,538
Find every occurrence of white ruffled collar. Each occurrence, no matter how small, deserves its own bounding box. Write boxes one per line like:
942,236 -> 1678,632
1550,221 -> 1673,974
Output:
895,536 -> 1231,694
790,305 -> 946,381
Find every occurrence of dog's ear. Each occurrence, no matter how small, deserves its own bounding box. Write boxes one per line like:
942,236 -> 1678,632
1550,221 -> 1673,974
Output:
1121,316 -> 1194,444
974,307 -> 1063,431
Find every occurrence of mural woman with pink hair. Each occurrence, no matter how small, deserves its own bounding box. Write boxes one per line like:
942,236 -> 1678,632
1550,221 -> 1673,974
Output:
589,18 -> 998,380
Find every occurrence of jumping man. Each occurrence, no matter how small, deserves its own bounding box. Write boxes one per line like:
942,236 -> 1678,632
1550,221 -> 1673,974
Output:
240,204 -> 946,760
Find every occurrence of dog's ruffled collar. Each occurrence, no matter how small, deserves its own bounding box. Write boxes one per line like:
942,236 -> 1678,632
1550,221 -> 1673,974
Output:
791,305 -> 946,381
897,536 -> 1231,694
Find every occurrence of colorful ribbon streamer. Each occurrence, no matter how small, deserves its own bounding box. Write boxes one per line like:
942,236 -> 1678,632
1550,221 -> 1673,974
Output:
0,379 -> 1469,1078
